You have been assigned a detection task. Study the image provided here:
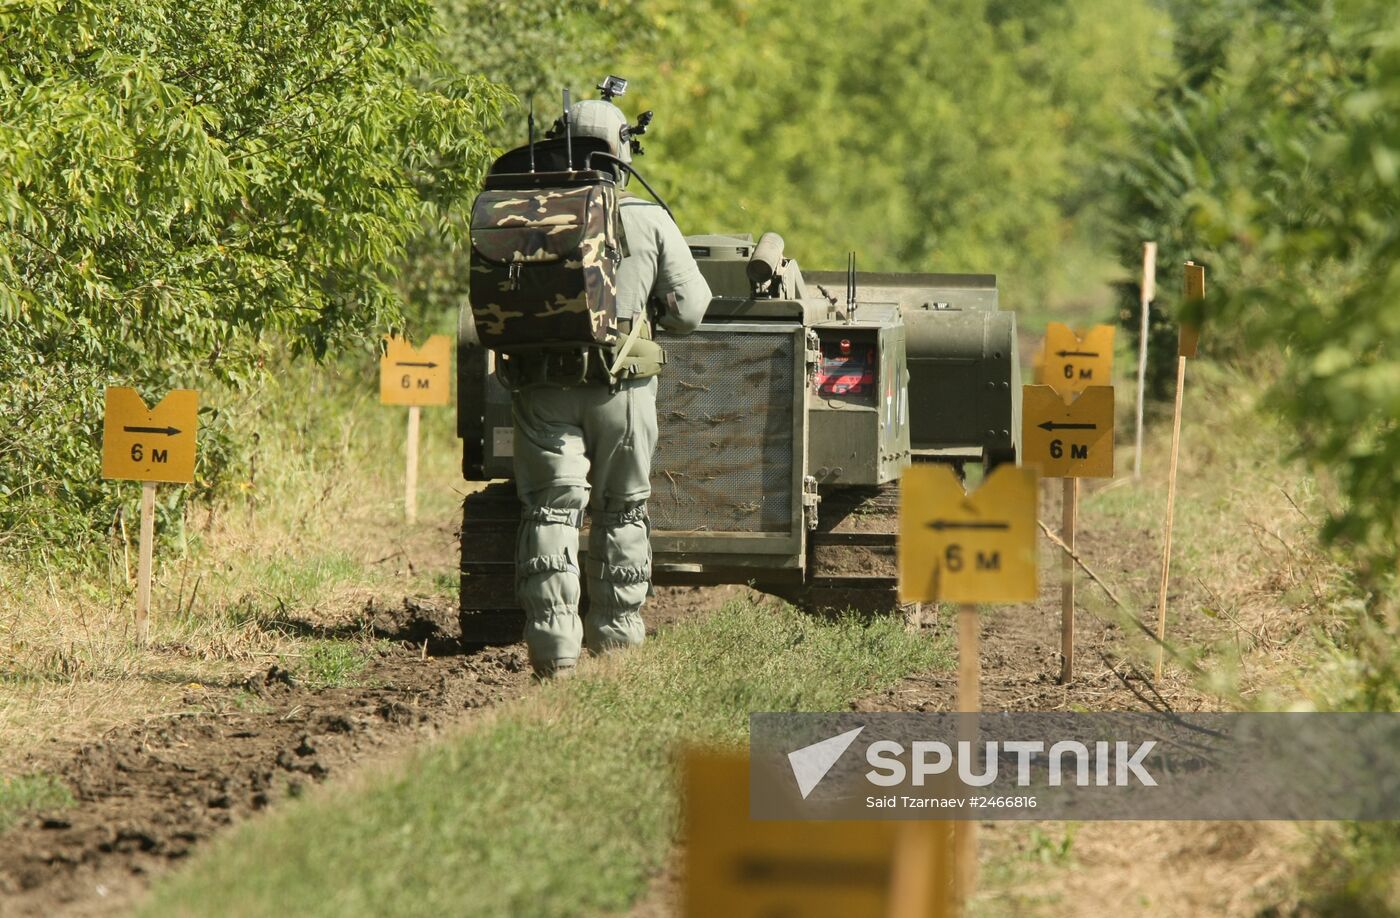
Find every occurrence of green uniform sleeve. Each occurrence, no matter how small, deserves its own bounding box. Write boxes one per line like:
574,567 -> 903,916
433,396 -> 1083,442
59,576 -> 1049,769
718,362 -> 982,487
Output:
617,201 -> 712,334
650,210 -> 712,334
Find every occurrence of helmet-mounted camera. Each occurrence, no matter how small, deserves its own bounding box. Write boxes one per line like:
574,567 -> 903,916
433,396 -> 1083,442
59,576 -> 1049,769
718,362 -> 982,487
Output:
597,75 -> 628,101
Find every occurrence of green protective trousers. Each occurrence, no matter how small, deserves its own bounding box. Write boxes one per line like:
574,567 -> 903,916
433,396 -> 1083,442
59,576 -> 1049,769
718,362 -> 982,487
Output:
511,376 -> 658,668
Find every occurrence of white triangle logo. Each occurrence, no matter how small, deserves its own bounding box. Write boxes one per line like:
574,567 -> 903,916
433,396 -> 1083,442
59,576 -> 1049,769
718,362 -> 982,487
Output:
787,726 -> 865,799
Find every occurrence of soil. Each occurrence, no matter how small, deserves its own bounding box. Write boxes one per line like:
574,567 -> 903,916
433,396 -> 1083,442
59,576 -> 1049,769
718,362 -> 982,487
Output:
0,577 -> 741,918
0,596 -> 530,918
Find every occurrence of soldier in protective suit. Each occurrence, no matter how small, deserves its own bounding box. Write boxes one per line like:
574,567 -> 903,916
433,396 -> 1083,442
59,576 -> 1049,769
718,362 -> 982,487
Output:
511,97 -> 711,679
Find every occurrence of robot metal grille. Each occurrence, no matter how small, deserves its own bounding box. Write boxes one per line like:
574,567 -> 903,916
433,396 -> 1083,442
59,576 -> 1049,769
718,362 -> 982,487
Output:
649,330 -> 797,533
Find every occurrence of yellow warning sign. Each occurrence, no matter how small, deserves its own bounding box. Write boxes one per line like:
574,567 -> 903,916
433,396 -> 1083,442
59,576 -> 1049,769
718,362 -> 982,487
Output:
684,751 -> 953,918
1180,262 -> 1205,358
380,335 -> 451,406
101,388 -> 199,484
1021,385 -> 1115,479
1041,323 -> 1114,396
898,464 -> 1038,604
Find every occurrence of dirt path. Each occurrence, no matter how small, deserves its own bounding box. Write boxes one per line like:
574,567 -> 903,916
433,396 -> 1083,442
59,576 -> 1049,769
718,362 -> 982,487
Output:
0,570 -> 746,918
0,597 -> 531,917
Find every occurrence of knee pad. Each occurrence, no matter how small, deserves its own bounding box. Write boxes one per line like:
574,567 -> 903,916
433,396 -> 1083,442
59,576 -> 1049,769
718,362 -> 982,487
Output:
585,557 -> 650,585
587,501 -> 651,611
518,549 -> 580,582
516,505 -> 584,586
516,550 -> 580,611
584,556 -> 650,620
588,503 -> 651,567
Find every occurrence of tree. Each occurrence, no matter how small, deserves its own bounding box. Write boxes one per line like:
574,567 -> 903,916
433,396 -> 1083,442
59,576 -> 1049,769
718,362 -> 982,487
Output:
0,0 -> 507,553
1112,0 -> 1400,578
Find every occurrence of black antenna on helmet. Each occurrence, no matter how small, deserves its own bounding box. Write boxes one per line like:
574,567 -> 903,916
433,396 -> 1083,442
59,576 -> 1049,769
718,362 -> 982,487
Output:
562,87 -> 573,171
527,97 -> 536,173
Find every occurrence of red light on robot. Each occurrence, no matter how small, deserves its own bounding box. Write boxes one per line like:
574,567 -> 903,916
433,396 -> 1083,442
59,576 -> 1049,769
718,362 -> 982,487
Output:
840,339 -> 851,354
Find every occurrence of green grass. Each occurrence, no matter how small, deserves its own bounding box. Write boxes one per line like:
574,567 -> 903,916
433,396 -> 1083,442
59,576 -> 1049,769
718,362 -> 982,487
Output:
297,639 -> 381,687
253,553 -> 365,602
0,774 -> 74,832
142,599 -> 950,918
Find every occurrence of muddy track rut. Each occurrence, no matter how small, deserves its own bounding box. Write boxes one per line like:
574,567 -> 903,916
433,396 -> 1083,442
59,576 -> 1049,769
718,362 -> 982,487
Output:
0,598 -> 531,918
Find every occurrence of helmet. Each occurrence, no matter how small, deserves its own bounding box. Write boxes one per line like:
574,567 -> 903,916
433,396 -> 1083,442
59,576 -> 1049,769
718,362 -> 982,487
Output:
569,99 -> 632,167
544,79 -> 653,182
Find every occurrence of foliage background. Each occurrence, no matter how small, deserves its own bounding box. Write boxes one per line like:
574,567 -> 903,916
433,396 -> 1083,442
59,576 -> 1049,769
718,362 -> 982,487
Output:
3,0 -> 1173,557
0,0 -> 505,555
1110,3 -> 1400,903
1114,0 -> 1400,583
440,0 -> 1169,306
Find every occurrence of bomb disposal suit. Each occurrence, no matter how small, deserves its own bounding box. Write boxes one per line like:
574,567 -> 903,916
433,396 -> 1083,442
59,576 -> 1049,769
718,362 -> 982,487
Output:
467,86 -> 711,678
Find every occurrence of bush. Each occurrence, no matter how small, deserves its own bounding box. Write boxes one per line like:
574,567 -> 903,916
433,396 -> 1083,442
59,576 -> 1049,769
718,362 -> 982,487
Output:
1112,0 -> 1400,582
0,0 -> 507,557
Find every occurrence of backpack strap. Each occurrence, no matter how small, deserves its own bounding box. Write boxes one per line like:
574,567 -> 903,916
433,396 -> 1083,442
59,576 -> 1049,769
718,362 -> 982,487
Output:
607,302 -> 670,386
607,314 -> 647,378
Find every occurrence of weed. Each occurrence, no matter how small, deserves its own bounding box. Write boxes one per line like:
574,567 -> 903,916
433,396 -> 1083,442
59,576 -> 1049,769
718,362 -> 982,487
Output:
297,641 -> 374,687
0,354 -> 465,768
1024,826 -> 1076,866
0,774 -> 75,833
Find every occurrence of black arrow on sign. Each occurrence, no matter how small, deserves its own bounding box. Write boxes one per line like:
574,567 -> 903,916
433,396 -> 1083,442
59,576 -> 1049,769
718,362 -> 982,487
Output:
1038,420 -> 1097,431
396,361 -> 438,368
123,425 -> 181,436
925,520 -> 1009,532
1055,349 -> 1099,358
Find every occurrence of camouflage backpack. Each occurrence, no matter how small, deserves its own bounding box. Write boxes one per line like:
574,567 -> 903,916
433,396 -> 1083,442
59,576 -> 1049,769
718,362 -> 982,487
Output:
468,171 -> 624,351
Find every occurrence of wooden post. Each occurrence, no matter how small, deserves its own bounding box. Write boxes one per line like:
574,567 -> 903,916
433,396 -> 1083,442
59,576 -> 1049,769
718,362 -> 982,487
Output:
1059,478 -> 1078,684
136,481 -> 156,646
957,605 -> 980,718
956,604 -> 979,903
1134,242 -> 1156,479
1154,355 -> 1187,681
1156,262 -> 1203,681
405,405 -> 421,524
887,823 -> 937,918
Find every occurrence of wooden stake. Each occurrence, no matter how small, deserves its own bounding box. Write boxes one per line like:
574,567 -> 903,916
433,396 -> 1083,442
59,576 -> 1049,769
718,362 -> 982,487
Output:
957,605 -> 980,716
1154,355 -> 1187,681
405,405 -> 420,524
887,823 -> 937,918
956,604 -> 979,903
1059,478 -> 1078,684
1134,241 -> 1156,479
136,481 -> 156,646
